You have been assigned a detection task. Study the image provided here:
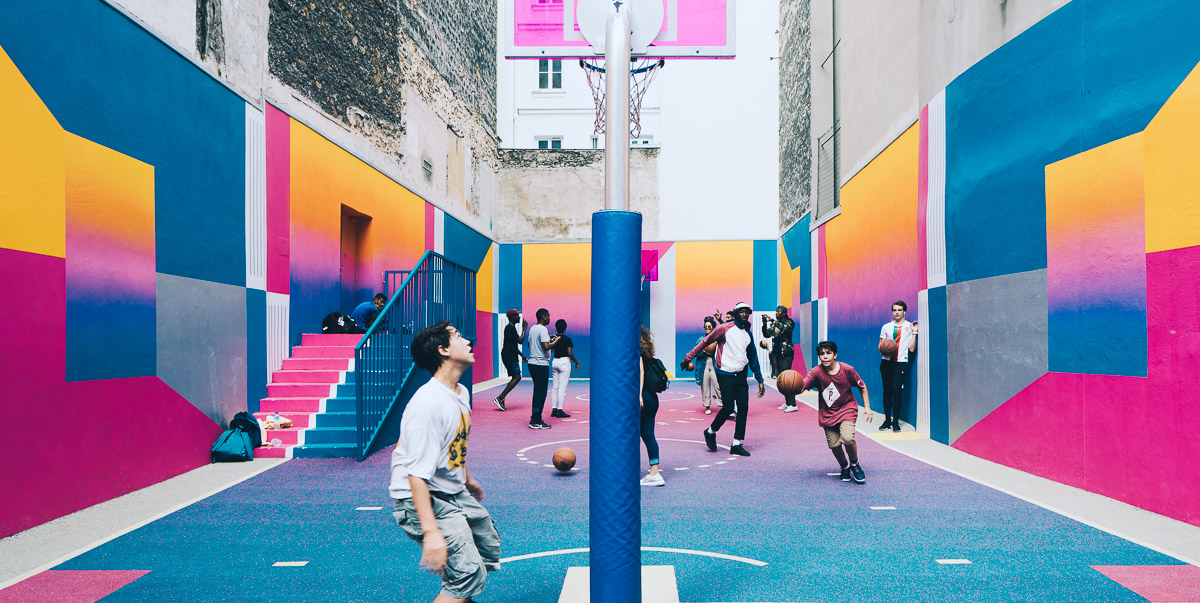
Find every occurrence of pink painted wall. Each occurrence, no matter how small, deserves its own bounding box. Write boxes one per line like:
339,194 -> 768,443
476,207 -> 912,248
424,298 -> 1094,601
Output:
265,104 -> 291,295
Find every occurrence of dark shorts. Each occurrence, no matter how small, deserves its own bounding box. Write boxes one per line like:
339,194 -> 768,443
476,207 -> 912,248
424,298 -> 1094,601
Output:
501,353 -> 520,378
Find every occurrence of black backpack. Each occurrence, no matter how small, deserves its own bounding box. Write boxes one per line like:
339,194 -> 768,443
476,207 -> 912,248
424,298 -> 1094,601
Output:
643,356 -> 670,393
230,411 -> 262,448
322,312 -> 356,334
212,411 -> 262,463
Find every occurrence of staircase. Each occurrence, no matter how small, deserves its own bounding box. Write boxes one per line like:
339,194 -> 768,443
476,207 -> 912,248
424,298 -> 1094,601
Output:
255,333 -> 361,459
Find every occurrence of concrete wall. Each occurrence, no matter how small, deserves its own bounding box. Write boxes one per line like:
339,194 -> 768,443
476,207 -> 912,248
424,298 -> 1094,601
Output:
497,149 -> 660,242
779,0 -> 812,229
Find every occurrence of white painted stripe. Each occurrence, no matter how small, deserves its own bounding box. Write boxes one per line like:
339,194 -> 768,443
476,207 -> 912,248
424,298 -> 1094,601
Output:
935,559 -> 971,565
0,459 -> 287,590
916,288 -> 931,438
500,546 -> 767,566
244,104 -> 267,291
926,90 -> 948,289
273,561 -> 309,567
870,506 -> 898,510
356,506 -> 383,511
673,467 -> 689,471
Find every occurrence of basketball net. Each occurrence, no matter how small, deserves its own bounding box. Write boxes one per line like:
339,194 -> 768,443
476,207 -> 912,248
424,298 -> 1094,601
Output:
580,58 -> 665,138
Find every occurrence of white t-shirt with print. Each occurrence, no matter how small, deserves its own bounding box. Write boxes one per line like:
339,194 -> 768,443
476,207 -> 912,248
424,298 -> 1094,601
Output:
527,323 -> 551,366
879,320 -> 916,363
389,379 -> 472,500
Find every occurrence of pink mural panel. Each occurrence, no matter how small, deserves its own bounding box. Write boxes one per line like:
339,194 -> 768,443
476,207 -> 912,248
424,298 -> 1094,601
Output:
265,103 -> 291,294
0,570 -> 151,603
473,310 -> 494,384
954,244 -> 1200,526
918,104 -> 929,291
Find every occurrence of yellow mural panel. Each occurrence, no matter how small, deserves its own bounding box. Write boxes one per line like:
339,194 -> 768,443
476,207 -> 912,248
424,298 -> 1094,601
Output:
477,244 -> 494,313
1144,61 -> 1200,253
779,243 -> 794,309
0,44 -> 65,258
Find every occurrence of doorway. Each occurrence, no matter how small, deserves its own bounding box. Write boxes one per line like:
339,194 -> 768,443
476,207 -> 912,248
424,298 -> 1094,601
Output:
340,205 -> 372,313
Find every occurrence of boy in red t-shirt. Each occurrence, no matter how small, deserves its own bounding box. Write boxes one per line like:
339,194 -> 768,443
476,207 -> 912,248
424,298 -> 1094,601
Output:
801,341 -> 874,483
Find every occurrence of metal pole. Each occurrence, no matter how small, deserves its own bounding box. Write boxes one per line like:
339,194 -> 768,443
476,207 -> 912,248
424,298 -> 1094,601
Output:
604,5 -> 631,211
590,4 -> 641,603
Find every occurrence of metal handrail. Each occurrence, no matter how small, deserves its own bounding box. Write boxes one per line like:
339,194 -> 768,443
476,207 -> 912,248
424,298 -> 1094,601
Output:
355,251 -> 476,460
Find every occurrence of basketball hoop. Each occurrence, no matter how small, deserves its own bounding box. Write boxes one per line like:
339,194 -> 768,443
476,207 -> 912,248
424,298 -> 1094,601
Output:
580,58 -> 665,139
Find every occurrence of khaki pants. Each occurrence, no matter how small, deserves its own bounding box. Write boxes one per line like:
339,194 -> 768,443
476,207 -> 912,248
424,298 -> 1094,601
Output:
393,490 -> 501,599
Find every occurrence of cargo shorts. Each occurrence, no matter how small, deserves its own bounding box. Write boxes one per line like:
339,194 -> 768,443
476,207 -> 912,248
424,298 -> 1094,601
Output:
823,420 -> 856,448
393,489 -> 501,599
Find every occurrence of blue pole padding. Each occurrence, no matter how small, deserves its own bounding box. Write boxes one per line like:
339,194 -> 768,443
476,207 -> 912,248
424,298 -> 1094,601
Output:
589,210 -> 642,602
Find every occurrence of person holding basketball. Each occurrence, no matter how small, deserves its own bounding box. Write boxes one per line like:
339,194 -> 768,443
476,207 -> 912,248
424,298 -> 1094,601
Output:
801,340 -> 873,484
693,316 -> 722,415
878,300 -> 917,432
681,302 -> 765,457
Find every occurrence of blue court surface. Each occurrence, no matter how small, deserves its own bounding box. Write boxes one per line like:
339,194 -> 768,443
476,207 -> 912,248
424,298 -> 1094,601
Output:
28,382 -> 1194,602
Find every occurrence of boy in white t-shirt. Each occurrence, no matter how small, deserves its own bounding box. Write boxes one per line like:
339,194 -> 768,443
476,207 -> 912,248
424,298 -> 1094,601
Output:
390,321 -> 500,602
879,300 -> 918,433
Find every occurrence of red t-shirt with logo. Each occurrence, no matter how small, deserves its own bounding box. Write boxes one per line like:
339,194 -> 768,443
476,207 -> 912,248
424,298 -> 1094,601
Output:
801,362 -> 867,427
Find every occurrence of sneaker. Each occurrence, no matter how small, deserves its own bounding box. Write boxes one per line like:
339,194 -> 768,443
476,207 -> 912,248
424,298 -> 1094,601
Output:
777,402 -> 789,410
703,429 -> 717,452
730,444 -> 751,457
528,421 -> 551,430
639,473 -> 665,487
850,464 -> 866,484
550,409 -> 571,418
892,423 -> 901,433
493,397 -> 506,412
704,407 -> 712,415
839,466 -> 851,481
782,406 -> 798,413
879,420 -> 892,431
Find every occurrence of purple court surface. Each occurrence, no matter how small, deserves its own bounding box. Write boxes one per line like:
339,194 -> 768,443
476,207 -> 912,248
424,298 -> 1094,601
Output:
2,381 -> 1197,602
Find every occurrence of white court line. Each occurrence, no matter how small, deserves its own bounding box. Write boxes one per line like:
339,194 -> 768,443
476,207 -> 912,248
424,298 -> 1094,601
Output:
273,561 -> 309,567
935,559 -> 972,565
355,506 -> 383,511
500,546 -> 767,566
575,392 -> 695,402
869,506 -> 897,510
0,459 -> 286,590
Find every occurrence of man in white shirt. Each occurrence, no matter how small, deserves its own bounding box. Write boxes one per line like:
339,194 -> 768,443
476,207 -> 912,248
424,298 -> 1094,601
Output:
680,302 -> 765,456
389,321 -> 500,602
525,308 -> 556,429
878,300 -> 918,433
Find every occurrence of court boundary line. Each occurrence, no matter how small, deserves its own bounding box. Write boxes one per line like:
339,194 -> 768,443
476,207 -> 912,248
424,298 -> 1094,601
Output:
501,546 -> 767,566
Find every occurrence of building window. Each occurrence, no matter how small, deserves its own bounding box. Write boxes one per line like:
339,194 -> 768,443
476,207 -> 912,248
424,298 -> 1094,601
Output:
537,137 -> 563,149
538,59 -> 562,89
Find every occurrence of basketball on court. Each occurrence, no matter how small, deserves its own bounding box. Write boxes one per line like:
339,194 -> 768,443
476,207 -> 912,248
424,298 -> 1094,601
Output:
879,339 -> 899,357
776,369 -> 802,395
552,447 -> 576,472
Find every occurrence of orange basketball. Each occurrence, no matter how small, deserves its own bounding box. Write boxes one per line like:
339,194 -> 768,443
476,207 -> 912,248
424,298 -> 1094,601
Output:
776,369 -> 803,395
704,342 -> 717,355
552,447 -> 576,472
879,339 -> 899,357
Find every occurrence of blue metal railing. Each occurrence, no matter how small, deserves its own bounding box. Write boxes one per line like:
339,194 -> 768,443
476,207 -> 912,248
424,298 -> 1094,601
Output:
355,251 -> 476,460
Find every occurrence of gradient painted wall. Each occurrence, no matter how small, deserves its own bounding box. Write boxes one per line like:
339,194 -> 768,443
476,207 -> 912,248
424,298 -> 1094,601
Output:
823,123 -> 921,423
521,243 -> 593,377
674,241 -> 756,377
936,0 -> 1200,525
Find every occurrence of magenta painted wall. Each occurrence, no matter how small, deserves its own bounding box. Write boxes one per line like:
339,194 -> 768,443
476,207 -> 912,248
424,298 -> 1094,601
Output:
266,104 -> 291,295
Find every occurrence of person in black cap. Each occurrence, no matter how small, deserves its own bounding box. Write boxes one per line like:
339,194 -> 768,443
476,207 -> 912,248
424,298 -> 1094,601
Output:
681,302 -> 764,456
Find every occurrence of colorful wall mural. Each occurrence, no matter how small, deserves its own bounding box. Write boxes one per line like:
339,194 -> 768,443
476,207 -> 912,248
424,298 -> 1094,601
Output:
806,0 -> 1200,526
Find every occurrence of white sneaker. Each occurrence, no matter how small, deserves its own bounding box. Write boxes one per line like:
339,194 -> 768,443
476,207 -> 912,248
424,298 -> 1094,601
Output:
640,473 -> 666,487
777,403 -> 789,410
705,407 -> 712,415
782,406 -> 799,413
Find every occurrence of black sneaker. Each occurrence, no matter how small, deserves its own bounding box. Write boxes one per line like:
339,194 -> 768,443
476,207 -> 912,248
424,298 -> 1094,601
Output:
528,420 -> 551,430
550,409 -> 571,418
493,397 -> 506,411
892,423 -> 901,433
703,429 -> 717,452
850,464 -> 866,484
839,466 -> 851,481
730,444 -> 751,457
878,420 -> 892,430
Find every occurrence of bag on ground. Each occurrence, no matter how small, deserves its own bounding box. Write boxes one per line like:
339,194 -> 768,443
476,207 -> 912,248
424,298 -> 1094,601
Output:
211,429 -> 253,462
229,411 -> 262,448
321,312 -> 359,334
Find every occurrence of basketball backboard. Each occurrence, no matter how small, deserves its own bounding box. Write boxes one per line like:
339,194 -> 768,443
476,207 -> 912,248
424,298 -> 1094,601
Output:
504,0 -> 735,59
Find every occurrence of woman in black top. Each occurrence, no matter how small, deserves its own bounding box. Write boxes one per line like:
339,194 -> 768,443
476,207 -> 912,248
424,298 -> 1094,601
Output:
549,319 -> 580,418
639,327 -> 664,487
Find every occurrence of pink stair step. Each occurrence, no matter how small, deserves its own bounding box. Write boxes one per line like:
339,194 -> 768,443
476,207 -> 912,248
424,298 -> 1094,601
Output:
256,446 -> 288,459
258,398 -> 322,413
264,428 -> 300,446
301,333 -> 363,346
255,412 -> 314,428
267,383 -> 334,398
291,345 -> 356,359
281,357 -> 352,371
271,370 -> 342,384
